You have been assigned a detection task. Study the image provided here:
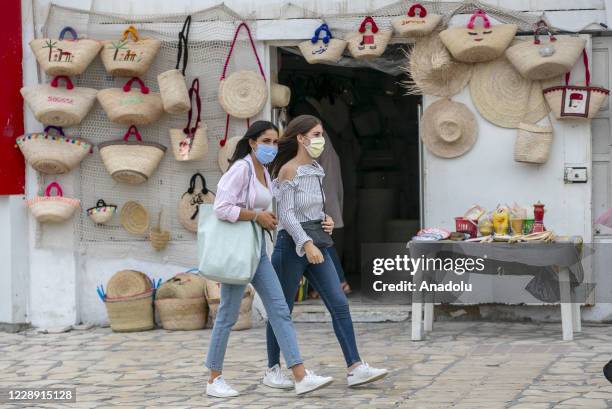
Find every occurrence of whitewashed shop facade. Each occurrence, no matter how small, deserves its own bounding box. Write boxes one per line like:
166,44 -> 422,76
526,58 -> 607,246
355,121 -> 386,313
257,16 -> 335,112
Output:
1,0 -> 612,330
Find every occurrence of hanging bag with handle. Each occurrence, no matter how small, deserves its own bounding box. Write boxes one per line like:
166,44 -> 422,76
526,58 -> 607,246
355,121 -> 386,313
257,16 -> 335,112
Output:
169,79 -> 208,161
30,26 -> 102,76
16,126 -> 92,175
299,23 -> 347,64
179,172 -> 215,233
439,9 -> 517,63
346,16 -> 392,60
543,49 -> 610,120
21,75 -> 97,126
26,182 -> 80,223
100,25 -> 161,77
506,20 -> 586,80
198,160 -> 263,285
299,175 -> 334,248
97,77 -> 163,125
87,199 -> 117,225
158,16 -> 192,114
391,3 -> 442,37
218,22 -> 268,119
514,83 -> 554,164
98,125 -> 167,184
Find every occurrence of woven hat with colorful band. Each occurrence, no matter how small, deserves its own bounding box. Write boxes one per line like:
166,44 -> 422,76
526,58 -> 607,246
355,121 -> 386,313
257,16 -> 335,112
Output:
506,20 -> 586,80
21,75 -> 97,127
169,78 -> 208,162
100,25 -> 161,77
178,172 -> 215,233
26,182 -> 80,223
30,26 -> 102,76
392,3 -> 442,37
98,125 -> 166,184
158,16 -> 192,114
97,77 -> 163,125
543,49 -> 610,120
218,22 -> 267,119
346,16 -> 392,60
439,9 -> 517,63
16,126 -> 92,175
298,23 -> 347,64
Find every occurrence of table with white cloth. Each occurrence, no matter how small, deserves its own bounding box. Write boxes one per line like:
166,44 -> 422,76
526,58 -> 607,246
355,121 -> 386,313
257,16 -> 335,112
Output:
408,240 -> 585,341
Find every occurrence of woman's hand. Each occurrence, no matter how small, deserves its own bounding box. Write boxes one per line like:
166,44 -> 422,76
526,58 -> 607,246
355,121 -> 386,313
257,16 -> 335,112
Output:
322,215 -> 334,234
304,241 -> 324,264
255,211 -> 278,231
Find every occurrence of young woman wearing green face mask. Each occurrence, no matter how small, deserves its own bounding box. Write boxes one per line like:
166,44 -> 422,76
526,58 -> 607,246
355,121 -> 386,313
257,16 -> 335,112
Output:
263,115 -> 388,390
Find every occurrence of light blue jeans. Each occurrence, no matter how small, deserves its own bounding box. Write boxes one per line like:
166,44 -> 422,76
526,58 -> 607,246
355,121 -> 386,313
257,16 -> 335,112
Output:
205,239 -> 303,371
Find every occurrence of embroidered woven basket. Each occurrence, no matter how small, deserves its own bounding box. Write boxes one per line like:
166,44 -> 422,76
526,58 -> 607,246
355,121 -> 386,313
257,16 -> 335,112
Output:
87,199 -> 117,224
26,182 -> 80,223
392,3 -> 442,37
16,126 -> 92,175
99,126 -> 166,184
21,76 -> 97,126
30,26 -> 102,76
104,290 -> 155,332
169,79 -> 208,162
439,10 -> 517,63
299,24 -> 347,64
100,26 -> 161,77
346,16 -> 392,60
514,122 -> 554,164
97,77 -> 163,125
178,173 -> 215,233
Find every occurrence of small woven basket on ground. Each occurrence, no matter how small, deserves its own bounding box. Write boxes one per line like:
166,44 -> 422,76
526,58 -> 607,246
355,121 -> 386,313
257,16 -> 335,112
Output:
106,269 -> 152,298
155,272 -> 207,330
104,290 -> 155,332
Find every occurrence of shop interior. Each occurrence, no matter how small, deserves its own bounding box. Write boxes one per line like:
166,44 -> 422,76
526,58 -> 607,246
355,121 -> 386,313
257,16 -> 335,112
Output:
276,46 -> 422,294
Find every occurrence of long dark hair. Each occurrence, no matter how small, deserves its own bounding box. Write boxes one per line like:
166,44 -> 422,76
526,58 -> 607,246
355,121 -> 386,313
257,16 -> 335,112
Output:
227,120 -> 279,167
270,115 -> 321,178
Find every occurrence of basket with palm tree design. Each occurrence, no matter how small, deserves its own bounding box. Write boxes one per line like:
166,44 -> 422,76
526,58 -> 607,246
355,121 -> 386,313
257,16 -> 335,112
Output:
30,27 -> 101,76
100,26 -> 161,77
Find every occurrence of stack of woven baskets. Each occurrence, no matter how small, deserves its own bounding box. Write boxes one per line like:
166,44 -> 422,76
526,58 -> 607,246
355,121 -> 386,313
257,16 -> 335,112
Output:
103,270 -> 155,332
155,271 -> 208,330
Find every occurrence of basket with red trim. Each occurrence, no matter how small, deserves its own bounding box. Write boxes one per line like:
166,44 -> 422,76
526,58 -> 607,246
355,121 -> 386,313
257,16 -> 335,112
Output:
392,3 -> 442,37
346,16 -> 392,59
26,182 -> 80,223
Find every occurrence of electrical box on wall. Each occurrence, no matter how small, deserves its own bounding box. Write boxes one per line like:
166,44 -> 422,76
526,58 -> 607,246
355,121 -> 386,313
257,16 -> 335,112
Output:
564,167 -> 588,183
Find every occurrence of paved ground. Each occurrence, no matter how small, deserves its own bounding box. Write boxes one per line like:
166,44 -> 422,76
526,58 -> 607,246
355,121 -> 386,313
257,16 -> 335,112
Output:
1,321 -> 612,408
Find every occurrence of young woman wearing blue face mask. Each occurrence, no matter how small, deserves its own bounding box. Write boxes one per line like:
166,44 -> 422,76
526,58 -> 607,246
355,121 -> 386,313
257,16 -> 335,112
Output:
206,121 -> 333,398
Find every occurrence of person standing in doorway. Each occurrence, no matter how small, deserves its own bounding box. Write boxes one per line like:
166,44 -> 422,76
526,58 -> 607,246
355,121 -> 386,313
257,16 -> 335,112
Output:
264,115 -> 388,389
205,121 -> 333,398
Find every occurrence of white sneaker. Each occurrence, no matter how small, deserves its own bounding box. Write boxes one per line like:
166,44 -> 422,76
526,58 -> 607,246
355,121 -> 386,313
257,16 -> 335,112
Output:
263,364 -> 294,389
295,369 -> 333,395
347,362 -> 388,387
206,375 -> 239,398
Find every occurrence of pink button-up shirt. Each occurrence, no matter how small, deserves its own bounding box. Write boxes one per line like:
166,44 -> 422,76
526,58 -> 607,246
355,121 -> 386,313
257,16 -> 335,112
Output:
213,154 -> 273,222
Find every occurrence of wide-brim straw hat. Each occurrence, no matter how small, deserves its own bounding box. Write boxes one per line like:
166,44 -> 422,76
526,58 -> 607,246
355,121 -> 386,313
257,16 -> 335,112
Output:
217,136 -> 242,173
469,56 -> 549,128
403,34 -> 473,97
218,70 -> 267,119
421,99 -> 478,158
120,201 -> 149,235
107,269 -> 152,298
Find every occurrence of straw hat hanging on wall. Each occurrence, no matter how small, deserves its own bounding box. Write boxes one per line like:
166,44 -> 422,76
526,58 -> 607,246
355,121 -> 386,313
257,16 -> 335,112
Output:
469,56 -> 549,128
402,33 -> 473,97
421,99 -> 478,158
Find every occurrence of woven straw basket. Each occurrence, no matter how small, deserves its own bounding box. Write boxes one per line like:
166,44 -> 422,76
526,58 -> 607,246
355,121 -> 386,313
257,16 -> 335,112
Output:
179,173 -> 215,233
392,4 -> 442,37
149,211 -> 170,251
26,182 -> 80,223
120,201 -> 150,235
16,126 -> 92,175
218,136 -> 241,173
99,126 -> 166,184
169,127 -> 208,162
105,291 -> 155,332
206,283 -> 253,331
271,83 -> 291,108
87,199 -> 117,224
30,27 -> 102,76
299,23 -> 347,64
218,71 -> 268,119
107,269 -> 152,298
346,17 -> 391,60
21,76 -> 97,127
439,10 -> 517,63
514,122 -> 553,164
156,297 -> 207,330
158,69 -> 190,114
97,77 -> 163,125
100,26 -> 161,77
506,34 -> 586,80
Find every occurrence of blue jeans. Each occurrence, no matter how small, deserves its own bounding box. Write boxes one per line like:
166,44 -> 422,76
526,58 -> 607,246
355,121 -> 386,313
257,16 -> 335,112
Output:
205,239 -> 303,371
266,230 -> 361,368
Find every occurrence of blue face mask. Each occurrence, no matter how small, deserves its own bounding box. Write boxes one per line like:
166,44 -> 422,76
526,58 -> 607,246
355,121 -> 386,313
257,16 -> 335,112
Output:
254,143 -> 278,164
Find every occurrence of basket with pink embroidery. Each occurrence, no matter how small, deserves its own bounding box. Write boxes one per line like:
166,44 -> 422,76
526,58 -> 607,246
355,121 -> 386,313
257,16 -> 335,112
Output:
26,182 -> 80,223
87,199 -> 117,225
16,126 -> 92,175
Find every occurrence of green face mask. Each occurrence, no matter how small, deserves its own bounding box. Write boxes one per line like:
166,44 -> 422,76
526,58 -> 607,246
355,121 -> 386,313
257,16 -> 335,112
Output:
304,136 -> 325,159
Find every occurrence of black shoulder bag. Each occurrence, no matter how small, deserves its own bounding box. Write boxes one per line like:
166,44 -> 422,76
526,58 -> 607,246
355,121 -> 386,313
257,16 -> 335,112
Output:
300,176 -> 334,248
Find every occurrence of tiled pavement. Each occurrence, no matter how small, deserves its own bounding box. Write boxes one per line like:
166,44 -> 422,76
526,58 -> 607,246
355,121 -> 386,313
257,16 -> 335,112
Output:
1,321 -> 612,408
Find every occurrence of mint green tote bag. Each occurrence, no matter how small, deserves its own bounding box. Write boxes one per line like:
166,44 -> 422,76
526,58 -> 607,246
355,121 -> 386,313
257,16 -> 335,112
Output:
197,160 -> 262,284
